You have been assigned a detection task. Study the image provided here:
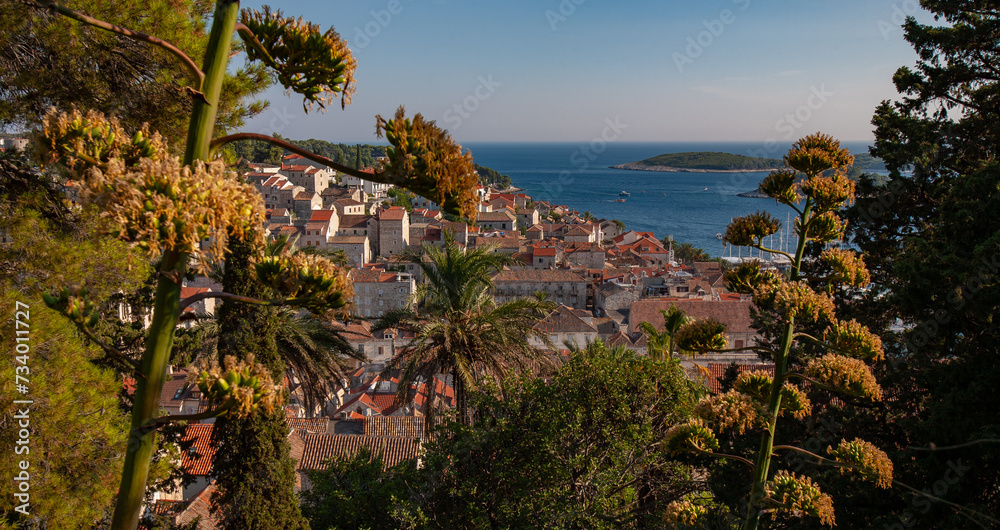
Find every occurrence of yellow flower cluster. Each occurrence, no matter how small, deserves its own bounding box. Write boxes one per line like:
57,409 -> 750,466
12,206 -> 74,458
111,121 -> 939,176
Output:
806,354 -> 883,401
255,252 -> 353,315
779,384 -> 812,419
758,169 -> 802,206
824,319 -> 884,361
695,390 -> 768,434
784,132 -> 854,177
240,7 -> 357,111
376,106 -> 480,221
724,260 -> 780,295
766,470 -> 836,527
36,107 -> 166,176
734,370 -> 773,403
755,280 -> 836,323
675,318 -> 728,352
828,438 -> 894,489
821,248 -> 871,288
663,419 -> 720,454
801,173 -> 856,212
662,500 -> 707,527
80,157 -> 264,273
188,354 -> 282,418
723,211 -> 782,247
798,211 -> 847,243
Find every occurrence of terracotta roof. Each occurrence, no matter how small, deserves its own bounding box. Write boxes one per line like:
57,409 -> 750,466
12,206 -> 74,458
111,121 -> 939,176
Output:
533,247 -> 558,257
379,207 -> 407,221
309,210 -> 336,222
180,424 -> 216,476
282,164 -> 310,172
287,417 -> 331,434
339,214 -> 371,229
294,191 -> 313,201
629,299 -> 754,335
296,434 -> 420,471
705,362 -> 775,393
565,225 -> 593,236
159,371 -> 191,408
363,417 -> 427,439
493,269 -> 587,283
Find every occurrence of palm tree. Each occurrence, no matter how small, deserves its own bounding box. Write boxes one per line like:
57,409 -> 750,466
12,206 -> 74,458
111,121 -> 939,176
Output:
374,235 -> 554,425
638,306 -> 690,360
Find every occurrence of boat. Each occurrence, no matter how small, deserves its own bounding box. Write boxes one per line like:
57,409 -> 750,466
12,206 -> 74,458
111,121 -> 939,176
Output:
615,198 -> 626,203
619,190 -> 630,197
704,187 -> 709,191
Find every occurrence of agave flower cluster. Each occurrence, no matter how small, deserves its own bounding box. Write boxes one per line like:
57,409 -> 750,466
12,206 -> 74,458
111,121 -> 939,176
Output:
663,500 -> 708,527
828,438 -> 894,489
661,133 -> 892,528
240,7 -> 357,111
41,284 -> 100,330
766,470 -> 836,527
188,354 -> 282,419
255,252 -> 353,315
376,106 -> 480,221
37,109 -> 265,273
36,107 -> 166,176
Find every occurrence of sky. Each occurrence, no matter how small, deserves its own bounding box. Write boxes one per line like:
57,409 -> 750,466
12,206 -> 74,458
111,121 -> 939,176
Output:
238,0 -> 936,144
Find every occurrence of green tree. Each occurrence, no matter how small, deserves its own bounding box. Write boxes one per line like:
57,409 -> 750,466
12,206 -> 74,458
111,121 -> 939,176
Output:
0,0 -> 269,147
637,306 -> 690,360
666,134 -> 892,529
374,235 -> 554,424
841,2 -> 1000,526
300,449 -> 426,530
670,241 -> 711,264
32,3 -> 482,529
0,168 -> 148,527
416,341 -> 704,528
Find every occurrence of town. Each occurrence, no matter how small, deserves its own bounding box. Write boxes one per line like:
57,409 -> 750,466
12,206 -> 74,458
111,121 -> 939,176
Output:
144,152 -> 772,525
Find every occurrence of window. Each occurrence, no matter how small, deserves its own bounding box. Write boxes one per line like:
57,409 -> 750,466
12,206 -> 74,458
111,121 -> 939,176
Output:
735,340 -> 745,349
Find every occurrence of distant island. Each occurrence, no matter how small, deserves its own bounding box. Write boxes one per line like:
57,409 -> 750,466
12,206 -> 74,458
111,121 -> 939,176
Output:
611,152 -> 784,173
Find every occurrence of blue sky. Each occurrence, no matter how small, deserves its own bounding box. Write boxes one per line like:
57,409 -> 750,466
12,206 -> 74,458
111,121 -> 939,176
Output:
239,1 -> 934,144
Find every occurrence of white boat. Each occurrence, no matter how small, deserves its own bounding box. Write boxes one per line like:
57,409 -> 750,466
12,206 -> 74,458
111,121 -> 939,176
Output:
619,190 -> 630,197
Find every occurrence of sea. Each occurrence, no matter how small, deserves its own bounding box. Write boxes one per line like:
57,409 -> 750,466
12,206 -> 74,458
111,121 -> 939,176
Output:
464,141 -> 875,258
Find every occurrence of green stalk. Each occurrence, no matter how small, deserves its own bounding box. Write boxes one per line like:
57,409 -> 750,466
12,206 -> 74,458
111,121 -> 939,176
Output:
743,199 -> 812,530
109,252 -> 186,530
184,0 -> 241,165
111,3 -> 240,528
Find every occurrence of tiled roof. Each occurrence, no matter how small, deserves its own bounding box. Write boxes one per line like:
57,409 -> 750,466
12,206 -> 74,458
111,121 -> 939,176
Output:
363,417 -> 427,439
533,247 -> 558,257
477,211 -> 515,222
379,207 -> 407,221
180,424 -> 216,476
705,362 -> 775,394
159,371 -> 191,408
339,214 -> 371,229
294,191 -> 313,201
296,434 -> 420,471
329,235 -> 368,244
629,299 -> 754,335
282,164 -> 310,172
287,417 -> 331,434
493,269 -> 587,283
309,210 -> 336,222
535,305 -> 598,334
175,483 -> 218,529
565,225 -> 592,236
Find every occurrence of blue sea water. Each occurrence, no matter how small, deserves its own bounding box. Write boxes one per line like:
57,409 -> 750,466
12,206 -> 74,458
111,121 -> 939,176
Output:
464,141 -> 873,258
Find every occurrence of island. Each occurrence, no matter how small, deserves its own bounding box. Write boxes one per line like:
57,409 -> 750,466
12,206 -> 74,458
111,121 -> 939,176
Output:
611,151 -> 784,173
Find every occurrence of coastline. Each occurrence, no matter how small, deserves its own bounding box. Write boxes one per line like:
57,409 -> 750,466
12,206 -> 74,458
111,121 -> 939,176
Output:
609,162 -> 782,173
